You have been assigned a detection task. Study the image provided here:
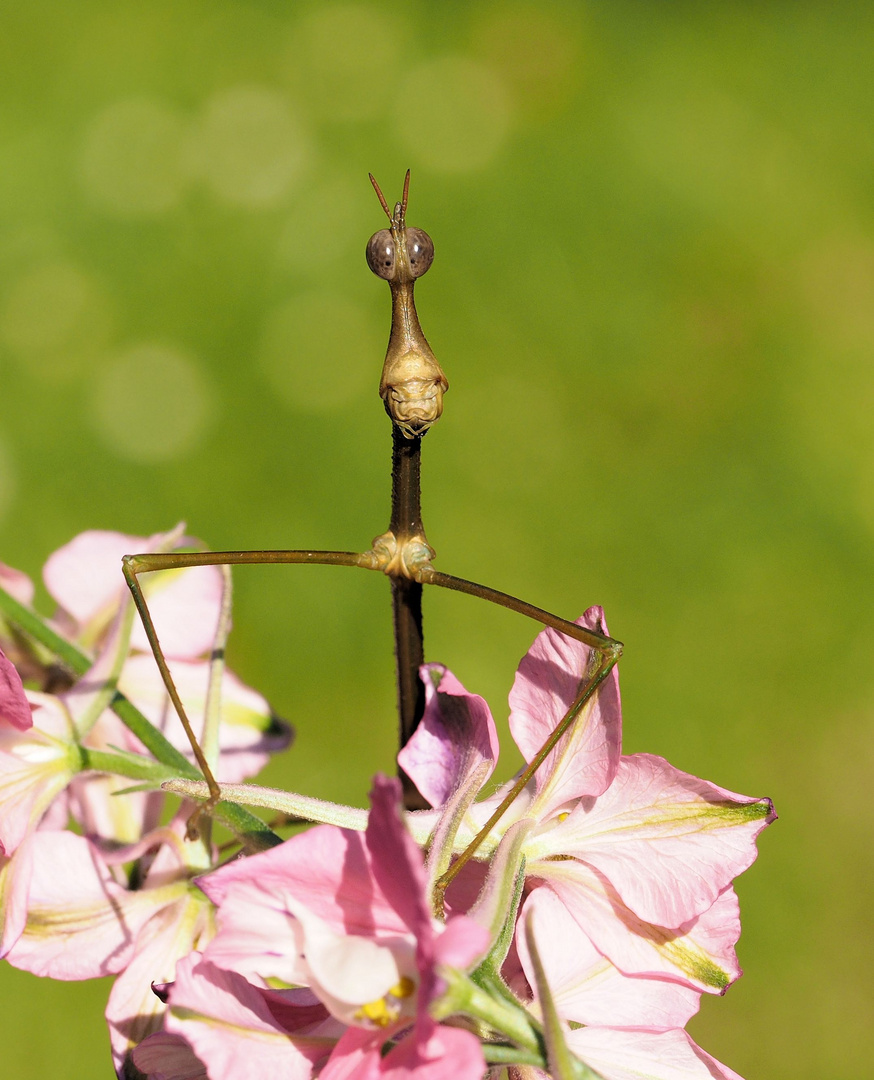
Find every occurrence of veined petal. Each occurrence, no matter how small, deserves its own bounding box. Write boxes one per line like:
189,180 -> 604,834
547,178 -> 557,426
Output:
517,888 -> 701,1029
509,607 -> 621,816
532,870 -> 741,994
0,693 -> 77,855
43,527 -> 224,659
537,754 -> 775,925
3,831 -> 187,979
132,1032 -> 208,1080
397,665 -> 499,808
201,823 -> 408,940
165,954 -> 333,1080
107,890 -> 214,1077
566,1027 -> 744,1080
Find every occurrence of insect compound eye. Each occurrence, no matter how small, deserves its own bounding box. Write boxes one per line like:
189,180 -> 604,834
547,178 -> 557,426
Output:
366,230 -> 396,280
405,228 -> 434,278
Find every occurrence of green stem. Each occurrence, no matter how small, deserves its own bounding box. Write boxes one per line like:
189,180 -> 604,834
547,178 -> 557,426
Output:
161,778 -> 369,831
436,969 -> 543,1058
82,747 -> 188,783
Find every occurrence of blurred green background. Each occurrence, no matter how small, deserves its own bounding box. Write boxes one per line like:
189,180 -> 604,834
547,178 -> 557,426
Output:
1,1 -> 871,1076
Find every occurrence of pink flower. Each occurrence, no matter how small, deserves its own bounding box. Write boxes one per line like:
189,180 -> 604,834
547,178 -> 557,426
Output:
1,829 -> 180,976
156,954 -> 339,1080
43,528 -> 291,782
402,608 -> 775,997
1,813 -> 216,1076
180,775 -> 489,1079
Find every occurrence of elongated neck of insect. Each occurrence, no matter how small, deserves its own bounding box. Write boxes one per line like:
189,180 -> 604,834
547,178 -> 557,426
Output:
387,281 -> 432,362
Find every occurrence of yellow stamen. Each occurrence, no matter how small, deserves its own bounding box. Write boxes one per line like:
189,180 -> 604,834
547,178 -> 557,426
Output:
354,975 -> 417,1029
358,998 -> 395,1028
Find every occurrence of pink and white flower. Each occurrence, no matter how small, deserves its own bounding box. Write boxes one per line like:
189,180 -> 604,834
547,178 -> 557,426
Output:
402,608 -> 775,999
171,775 -> 490,1080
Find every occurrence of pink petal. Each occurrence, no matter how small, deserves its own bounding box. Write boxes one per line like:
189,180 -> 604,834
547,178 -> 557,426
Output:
3,831 -> 169,979
550,754 -> 775,925
107,891 -> 213,1076
0,647 -> 32,731
203,821 -> 408,936
286,898 -> 416,1023
0,693 -> 75,855
43,528 -> 224,660
397,665 -> 498,808
44,529 -> 148,627
259,986 -> 336,1035
566,1027 -> 745,1080
165,954 -> 332,1080
319,1027 -> 383,1080
118,654 -> 288,782
533,870 -> 742,993
508,607 -> 621,815
131,1033 -> 208,1080
0,562 -> 35,606
433,915 -> 491,972
366,775 -> 432,945
321,1020 -> 486,1080
201,874 -> 307,985
200,823 -> 409,986
379,1021 -> 486,1080
517,888 -> 700,1029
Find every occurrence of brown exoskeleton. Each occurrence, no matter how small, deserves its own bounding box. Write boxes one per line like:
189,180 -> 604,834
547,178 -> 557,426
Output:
366,171 -> 448,438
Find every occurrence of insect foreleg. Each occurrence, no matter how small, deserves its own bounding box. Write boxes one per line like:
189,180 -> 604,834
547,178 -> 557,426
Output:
415,566 -> 623,896
122,547 -> 373,837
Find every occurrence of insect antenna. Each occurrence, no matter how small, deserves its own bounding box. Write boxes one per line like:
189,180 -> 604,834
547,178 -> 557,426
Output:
368,172 -> 393,222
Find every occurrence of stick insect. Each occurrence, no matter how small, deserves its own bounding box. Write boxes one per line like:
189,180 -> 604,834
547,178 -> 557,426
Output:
123,172 -> 623,887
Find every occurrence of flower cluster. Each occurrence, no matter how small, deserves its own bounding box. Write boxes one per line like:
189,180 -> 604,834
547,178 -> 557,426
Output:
0,529 -> 775,1079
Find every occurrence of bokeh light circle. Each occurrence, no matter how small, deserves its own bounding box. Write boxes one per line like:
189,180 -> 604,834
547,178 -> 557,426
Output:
79,98 -> 188,216
0,263 -> 113,382
189,86 -> 309,208
394,56 -> 511,173
90,344 -> 215,462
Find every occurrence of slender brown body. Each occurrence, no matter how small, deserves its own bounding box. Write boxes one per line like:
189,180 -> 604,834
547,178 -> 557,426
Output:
366,172 -> 448,438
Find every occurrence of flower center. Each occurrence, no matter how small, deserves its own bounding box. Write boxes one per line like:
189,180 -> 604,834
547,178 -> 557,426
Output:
355,976 -> 417,1029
